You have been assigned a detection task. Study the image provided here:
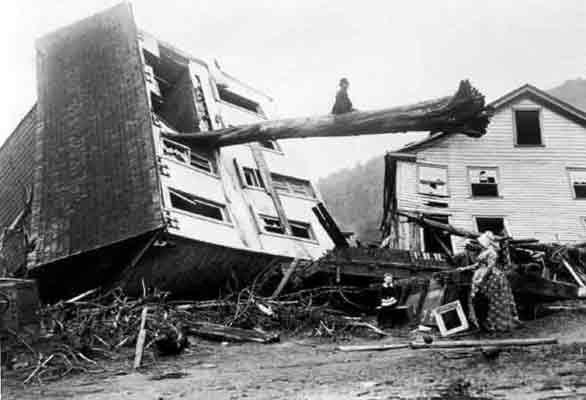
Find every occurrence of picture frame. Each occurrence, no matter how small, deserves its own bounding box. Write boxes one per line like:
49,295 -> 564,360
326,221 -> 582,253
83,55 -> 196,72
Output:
432,300 -> 469,337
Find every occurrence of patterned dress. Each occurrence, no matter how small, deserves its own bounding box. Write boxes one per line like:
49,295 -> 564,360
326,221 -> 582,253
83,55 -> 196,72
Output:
470,247 -> 520,332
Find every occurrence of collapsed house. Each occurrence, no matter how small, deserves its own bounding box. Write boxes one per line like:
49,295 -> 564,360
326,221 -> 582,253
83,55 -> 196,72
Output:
0,3 -> 491,302
0,3 -> 336,300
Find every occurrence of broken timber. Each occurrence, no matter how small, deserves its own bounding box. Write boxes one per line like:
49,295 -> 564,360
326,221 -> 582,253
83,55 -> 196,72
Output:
163,80 -> 492,148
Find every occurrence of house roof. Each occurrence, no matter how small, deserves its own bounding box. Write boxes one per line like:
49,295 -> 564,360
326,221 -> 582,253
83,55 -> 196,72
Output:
391,83 -> 586,155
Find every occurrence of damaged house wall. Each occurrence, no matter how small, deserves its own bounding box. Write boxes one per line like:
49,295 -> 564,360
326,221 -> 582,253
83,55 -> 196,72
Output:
387,85 -> 586,253
30,3 -> 164,268
0,3 -> 334,299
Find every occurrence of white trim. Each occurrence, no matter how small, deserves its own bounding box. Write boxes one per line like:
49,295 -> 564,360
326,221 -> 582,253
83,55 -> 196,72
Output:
567,167 -> 586,200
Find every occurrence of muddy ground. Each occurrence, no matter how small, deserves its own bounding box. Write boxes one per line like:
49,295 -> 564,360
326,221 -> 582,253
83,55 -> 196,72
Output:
4,307 -> 586,400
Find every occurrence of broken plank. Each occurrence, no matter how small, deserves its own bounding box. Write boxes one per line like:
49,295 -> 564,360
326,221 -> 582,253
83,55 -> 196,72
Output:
410,337 -> 558,349
133,306 -> 148,369
186,321 -> 279,343
337,343 -> 410,352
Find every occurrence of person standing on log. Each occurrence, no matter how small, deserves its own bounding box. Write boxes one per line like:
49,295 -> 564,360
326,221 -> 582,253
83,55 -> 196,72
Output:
332,78 -> 355,115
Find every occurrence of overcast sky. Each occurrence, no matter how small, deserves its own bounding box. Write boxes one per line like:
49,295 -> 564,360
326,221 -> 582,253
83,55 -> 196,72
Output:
1,1 -> 584,178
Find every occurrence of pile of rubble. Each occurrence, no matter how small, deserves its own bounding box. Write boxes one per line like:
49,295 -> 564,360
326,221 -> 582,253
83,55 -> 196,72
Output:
4,265 -> 385,384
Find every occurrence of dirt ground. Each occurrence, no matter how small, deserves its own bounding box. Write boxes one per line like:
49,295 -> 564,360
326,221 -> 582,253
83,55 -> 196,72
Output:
4,307 -> 586,400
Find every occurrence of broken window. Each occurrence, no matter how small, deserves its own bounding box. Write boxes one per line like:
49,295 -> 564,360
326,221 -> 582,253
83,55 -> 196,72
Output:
190,151 -> 213,173
162,139 -> 215,174
259,140 -> 281,152
418,165 -> 448,197
469,167 -> 499,197
259,216 -> 315,240
476,217 -> 506,235
146,45 -> 200,132
514,109 -> 542,146
218,86 -> 264,115
260,216 -> 285,234
169,188 -> 228,222
290,221 -> 315,240
422,214 -> 452,254
270,173 -> 315,198
569,169 -> 586,199
242,167 -> 265,189
162,139 -> 189,163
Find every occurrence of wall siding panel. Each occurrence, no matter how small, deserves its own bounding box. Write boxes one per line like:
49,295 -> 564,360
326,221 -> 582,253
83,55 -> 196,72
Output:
31,3 -> 163,266
397,96 -> 586,251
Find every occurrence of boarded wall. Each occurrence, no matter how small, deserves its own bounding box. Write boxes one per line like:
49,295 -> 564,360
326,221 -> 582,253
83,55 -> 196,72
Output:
0,106 -> 36,229
30,3 -> 163,266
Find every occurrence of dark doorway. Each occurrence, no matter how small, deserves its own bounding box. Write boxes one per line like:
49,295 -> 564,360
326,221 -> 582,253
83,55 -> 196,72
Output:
423,214 -> 452,254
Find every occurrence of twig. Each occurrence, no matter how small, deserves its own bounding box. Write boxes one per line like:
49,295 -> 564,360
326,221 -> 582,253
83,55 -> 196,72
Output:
24,354 -> 54,384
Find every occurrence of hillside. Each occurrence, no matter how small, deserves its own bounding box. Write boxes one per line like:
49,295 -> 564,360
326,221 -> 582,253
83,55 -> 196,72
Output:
318,78 -> 586,242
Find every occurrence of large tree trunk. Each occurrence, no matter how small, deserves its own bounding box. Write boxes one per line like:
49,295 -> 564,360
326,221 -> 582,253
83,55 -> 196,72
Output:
163,80 -> 492,148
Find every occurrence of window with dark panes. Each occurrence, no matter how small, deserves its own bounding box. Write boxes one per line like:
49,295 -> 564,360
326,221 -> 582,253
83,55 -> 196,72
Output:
290,221 -> 314,240
515,109 -> 542,145
476,217 -> 506,235
169,188 -> 227,221
261,216 -> 285,234
242,167 -> 264,189
569,169 -> 586,199
469,168 -> 499,197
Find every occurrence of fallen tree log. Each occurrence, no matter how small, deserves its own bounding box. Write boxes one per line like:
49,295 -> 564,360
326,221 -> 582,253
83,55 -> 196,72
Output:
164,80 -> 492,148
186,321 -> 279,343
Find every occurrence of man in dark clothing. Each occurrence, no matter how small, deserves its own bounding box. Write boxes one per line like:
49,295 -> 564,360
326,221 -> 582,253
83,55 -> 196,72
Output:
332,78 -> 355,115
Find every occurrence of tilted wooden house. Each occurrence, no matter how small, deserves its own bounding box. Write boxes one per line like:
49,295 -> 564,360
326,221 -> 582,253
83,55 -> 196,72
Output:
0,3 -> 335,299
383,84 -> 586,254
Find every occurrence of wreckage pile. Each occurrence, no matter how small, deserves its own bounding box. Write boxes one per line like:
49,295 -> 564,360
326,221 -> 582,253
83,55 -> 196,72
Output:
5,265 -> 384,384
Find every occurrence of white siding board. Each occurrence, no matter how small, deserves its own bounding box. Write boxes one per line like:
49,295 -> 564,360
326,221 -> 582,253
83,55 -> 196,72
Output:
396,97 -> 586,251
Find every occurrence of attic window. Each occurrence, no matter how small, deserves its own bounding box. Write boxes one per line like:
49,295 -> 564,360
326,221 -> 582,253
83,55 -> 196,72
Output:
514,109 -> 542,146
469,167 -> 499,197
218,86 -> 264,115
568,168 -> 586,199
418,165 -> 448,197
475,217 -> 506,235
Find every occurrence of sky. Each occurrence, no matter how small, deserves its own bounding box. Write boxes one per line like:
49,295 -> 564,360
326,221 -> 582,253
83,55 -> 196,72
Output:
1,0 -> 585,179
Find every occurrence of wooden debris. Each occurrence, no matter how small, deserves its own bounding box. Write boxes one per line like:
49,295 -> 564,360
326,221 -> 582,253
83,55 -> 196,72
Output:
133,306 -> 148,369
410,337 -> 558,349
186,321 -> 279,343
337,343 -> 410,352
271,259 -> 300,299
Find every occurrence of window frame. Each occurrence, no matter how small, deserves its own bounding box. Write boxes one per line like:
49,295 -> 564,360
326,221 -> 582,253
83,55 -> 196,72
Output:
467,166 -> 501,198
473,215 -> 508,236
513,107 -> 544,147
417,163 -> 449,198
258,214 -> 317,242
167,187 -> 231,224
242,166 -> 265,189
270,173 -> 316,199
567,167 -> 586,200
161,138 -> 217,176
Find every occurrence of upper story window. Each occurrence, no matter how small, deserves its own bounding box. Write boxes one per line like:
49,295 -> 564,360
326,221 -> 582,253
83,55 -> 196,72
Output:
271,174 -> 315,198
418,165 -> 448,197
259,140 -> 282,152
568,168 -> 586,199
242,167 -> 265,189
162,139 -> 215,174
514,109 -> 542,146
169,188 -> 229,222
469,167 -> 499,197
218,86 -> 265,116
259,215 -> 315,240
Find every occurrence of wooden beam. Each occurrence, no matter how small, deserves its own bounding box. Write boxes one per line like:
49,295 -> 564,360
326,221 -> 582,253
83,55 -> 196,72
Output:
163,80 -> 492,148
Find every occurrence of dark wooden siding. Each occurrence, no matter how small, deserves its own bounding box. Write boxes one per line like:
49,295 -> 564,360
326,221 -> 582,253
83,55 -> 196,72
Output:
31,3 -> 163,266
0,105 -> 36,228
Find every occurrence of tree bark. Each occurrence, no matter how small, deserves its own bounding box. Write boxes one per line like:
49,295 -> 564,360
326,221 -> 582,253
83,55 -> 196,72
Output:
163,80 -> 492,148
